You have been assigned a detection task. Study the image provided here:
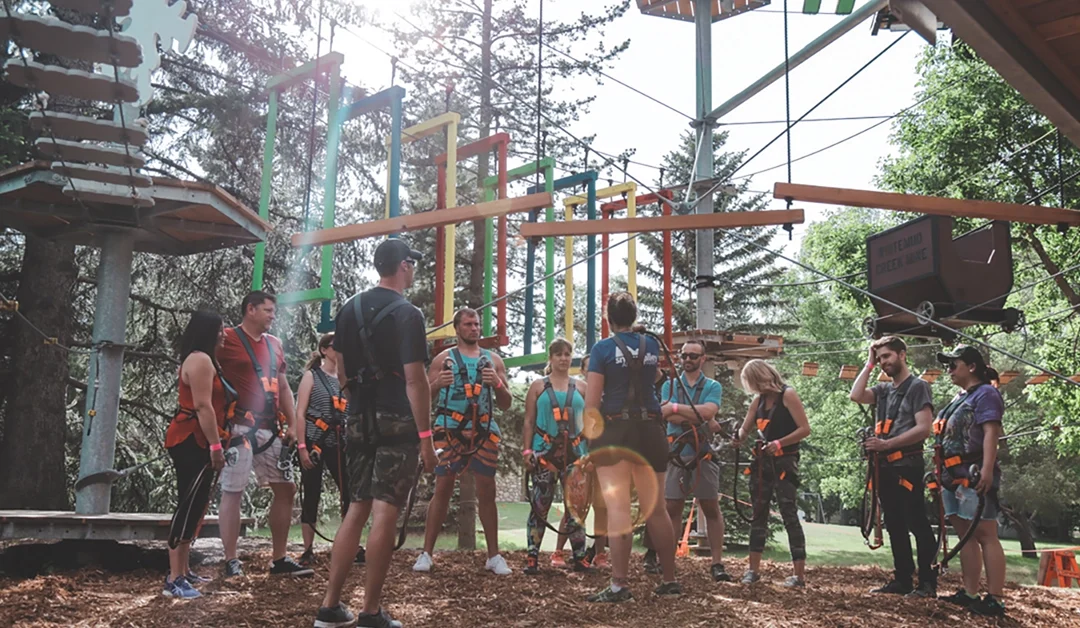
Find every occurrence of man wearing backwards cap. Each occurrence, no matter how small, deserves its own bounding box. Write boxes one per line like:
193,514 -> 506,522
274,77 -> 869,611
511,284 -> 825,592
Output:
314,237 -> 436,628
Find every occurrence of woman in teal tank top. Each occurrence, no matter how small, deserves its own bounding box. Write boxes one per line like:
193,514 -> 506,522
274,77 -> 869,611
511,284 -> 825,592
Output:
522,338 -> 590,574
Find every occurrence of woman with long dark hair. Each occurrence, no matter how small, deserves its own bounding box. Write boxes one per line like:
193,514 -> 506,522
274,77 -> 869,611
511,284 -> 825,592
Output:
583,292 -> 679,602
733,359 -> 811,587
934,346 -> 1007,617
162,311 -> 230,599
295,332 -> 363,566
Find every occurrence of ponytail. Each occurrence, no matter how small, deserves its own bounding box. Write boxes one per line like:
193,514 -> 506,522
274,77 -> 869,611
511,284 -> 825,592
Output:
983,366 -> 1000,386
304,349 -> 323,371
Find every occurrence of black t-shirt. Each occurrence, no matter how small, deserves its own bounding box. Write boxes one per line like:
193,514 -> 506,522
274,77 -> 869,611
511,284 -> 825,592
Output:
332,287 -> 428,417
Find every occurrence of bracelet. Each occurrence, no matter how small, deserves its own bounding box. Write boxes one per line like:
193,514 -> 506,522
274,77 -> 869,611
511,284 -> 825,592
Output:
522,449 -> 533,456
672,402 -> 679,414
209,442 -> 222,452
418,429 -> 433,439
297,443 -> 306,450
495,378 -> 503,389
771,440 -> 783,454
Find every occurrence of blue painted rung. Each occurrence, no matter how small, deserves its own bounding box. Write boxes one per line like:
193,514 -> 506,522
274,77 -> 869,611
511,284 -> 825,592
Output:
343,86 -> 406,121
526,171 -> 598,195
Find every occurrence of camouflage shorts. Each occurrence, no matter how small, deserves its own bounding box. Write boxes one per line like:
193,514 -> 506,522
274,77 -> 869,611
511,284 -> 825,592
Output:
346,413 -> 420,508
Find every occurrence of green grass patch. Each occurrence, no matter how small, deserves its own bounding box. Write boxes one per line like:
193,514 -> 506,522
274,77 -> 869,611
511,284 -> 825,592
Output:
250,503 -> 1066,584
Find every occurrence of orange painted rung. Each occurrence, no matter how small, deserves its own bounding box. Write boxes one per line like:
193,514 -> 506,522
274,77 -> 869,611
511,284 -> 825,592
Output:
1039,549 -> 1080,588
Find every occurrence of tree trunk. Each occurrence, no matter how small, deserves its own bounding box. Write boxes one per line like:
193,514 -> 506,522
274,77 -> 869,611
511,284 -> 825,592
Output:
0,235 -> 76,509
999,503 -> 1038,559
1025,226 -> 1080,307
456,0 -> 494,551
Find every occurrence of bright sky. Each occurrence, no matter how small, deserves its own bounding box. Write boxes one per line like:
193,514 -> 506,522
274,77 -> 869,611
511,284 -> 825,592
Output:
338,0 -> 930,261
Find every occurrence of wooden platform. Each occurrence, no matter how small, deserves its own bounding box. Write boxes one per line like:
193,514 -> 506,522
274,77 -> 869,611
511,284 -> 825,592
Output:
0,510 -> 255,542
671,330 -> 784,361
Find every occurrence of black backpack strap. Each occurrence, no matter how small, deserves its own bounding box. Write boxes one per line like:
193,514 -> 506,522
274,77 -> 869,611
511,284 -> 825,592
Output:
347,292 -> 410,383
610,333 -> 646,418
679,376 -> 706,405
233,326 -> 276,380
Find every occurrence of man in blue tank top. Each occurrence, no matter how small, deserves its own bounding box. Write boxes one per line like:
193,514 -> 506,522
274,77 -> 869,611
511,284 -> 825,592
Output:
413,308 -> 513,575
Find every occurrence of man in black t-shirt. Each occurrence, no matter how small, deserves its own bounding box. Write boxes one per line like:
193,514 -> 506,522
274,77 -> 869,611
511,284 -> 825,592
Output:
850,336 -> 937,599
314,238 -> 437,628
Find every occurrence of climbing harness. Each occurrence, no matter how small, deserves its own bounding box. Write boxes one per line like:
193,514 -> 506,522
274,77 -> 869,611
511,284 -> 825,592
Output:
606,333 -> 652,422
434,349 -> 497,459
525,376 -> 595,538
735,388 -> 792,526
227,328 -> 288,468
857,424 -> 885,550
300,367 -> 351,545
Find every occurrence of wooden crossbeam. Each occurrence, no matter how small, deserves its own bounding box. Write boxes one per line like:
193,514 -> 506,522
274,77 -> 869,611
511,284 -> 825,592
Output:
774,182 -> 1080,226
292,192 -> 553,247
519,209 -> 804,237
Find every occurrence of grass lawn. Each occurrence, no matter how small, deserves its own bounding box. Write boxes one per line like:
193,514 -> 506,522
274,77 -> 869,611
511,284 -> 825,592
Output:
251,502 -> 1066,585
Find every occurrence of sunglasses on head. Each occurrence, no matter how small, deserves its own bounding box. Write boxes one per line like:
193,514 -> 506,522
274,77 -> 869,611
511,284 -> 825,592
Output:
681,352 -> 702,360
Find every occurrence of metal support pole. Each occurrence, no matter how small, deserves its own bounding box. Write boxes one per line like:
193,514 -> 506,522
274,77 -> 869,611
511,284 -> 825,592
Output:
694,0 -> 715,333
705,0 -> 888,123
75,231 -> 135,514
586,179 -> 597,349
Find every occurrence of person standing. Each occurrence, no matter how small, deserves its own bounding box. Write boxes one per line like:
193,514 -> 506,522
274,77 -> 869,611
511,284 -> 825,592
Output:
314,238 -> 437,628
295,332 -> 364,567
413,307 -> 514,575
163,311 -> 230,598
934,346 -> 1007,617
733,359 -> 810,588
646,340 -> 731,582
849,336 -> 938,598
522,338 -> 591,574
583,292 -> 679,603
217,291 -> 311,577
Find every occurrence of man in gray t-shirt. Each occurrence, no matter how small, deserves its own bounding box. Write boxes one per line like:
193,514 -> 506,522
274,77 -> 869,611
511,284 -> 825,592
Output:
850,336 -> 938,598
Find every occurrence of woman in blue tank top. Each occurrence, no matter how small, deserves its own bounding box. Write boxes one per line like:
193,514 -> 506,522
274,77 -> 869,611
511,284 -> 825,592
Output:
522,338 -> 590,574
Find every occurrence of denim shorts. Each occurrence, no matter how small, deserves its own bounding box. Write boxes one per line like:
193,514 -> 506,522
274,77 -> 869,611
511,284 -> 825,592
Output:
943,485 -> 999,521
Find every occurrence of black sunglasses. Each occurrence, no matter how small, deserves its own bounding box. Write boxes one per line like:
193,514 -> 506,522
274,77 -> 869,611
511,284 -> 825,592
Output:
946,361 -> 960,372
681,352 -> 702,360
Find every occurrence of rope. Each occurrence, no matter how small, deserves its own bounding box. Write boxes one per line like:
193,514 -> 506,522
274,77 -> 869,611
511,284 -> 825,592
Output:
534,0 -> 544,194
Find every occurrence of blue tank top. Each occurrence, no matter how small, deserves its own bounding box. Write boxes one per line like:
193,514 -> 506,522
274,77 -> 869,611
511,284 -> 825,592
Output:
435,348 -> 501,437
532,379 -> 586,456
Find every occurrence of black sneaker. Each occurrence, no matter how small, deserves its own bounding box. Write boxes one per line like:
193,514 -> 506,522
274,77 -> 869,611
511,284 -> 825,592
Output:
571,556 -> 595,573
224,558 -> 244,578
357,608 -> 402,628
583,544 -> 597,568
905,580 -> 937,599
314,603 -> 356,628
711,563 -> 733,583
271,556 -> 315,577
299,547 -> 316,567
524,554 -> 540,576
654,581 -> 683,596
587,585 -> 633,603
940,588 -> 978,608
643,549 -> 660,575
871,579 -> 913,595
969,594 -> 1006,617
355,545 -> 366,565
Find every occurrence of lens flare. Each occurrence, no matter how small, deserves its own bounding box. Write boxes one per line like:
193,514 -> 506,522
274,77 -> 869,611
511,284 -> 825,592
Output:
582,408 -> 605,440
587,447 -> 659,536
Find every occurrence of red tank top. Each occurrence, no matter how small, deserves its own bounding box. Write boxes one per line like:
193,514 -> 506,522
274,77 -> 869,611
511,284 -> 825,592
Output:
165,356 -> 229,449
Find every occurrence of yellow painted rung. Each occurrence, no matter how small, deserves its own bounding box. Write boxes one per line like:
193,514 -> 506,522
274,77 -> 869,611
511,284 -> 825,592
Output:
564,182 -> 636,206
388,112 -> 462,146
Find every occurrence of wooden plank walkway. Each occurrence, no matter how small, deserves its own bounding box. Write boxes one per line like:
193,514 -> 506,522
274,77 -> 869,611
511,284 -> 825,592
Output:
0,510 -> 255,542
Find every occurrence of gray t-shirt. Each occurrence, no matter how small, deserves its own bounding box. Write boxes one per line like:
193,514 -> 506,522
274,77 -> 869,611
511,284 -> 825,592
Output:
870,376 -> 934,469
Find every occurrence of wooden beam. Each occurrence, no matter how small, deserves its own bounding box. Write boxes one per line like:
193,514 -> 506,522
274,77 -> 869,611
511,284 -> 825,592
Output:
519,209 -> 805,238
1037,15 -> 1080,41
774,182 -> 1080,226
292,192 -> 553,247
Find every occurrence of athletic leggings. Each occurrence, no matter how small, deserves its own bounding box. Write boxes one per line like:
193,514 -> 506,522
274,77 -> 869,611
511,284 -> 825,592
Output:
168,435 -> 213,543
300,438 -> 347,525
527,467 -> 586,558
749,454 -> 806,561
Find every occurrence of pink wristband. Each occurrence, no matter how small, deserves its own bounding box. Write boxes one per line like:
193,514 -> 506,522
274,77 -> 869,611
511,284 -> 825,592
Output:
771,440 -> 783,454
418,429 -> 433,439
495,379 -> 503,389
297,443 -> 306,450
672,402 -> 679,413
523,449 -> 533,456
209,442 -> 222,452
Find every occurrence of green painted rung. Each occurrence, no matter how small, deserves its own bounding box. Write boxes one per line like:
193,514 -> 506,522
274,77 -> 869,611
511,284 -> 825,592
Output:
502,351 -> 550,369
836,0 -> 855,14
266,52 -> 345,92
277,286 -> 335,305
802,0 -> 821,14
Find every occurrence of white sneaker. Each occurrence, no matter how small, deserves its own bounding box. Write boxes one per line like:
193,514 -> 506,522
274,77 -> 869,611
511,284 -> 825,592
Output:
485,554 -> 512,575
412,551 -> 433,573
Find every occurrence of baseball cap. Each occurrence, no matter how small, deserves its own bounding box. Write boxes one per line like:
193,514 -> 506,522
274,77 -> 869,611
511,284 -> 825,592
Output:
373,238 -> 422,275
937,345 -> 985,366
